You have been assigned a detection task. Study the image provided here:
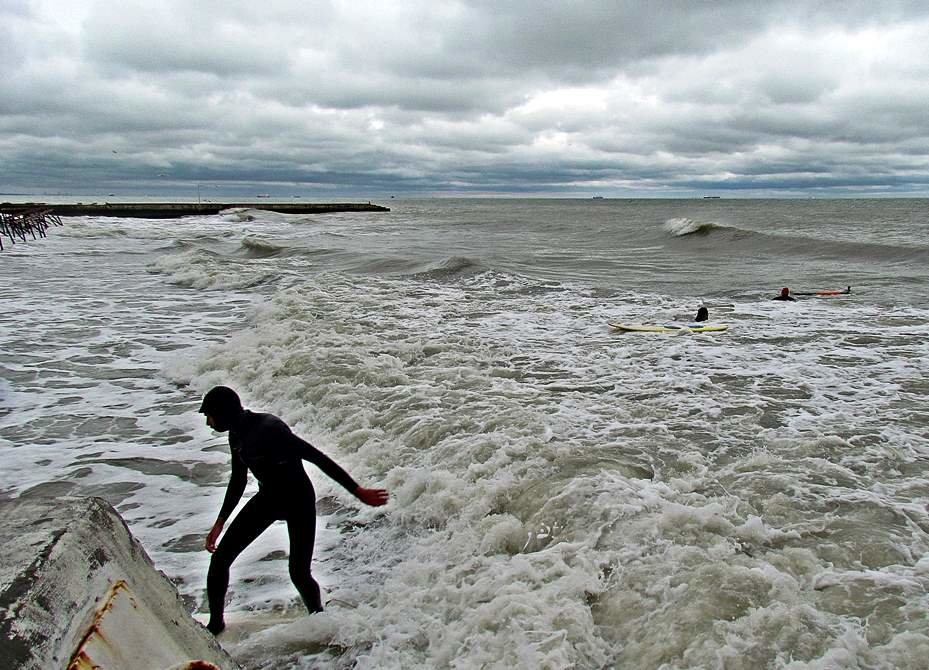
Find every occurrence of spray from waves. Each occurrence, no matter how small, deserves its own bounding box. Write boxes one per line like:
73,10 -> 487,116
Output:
221,208 -> 257,222
221,207 -> 306,224
663,218 -> 720,237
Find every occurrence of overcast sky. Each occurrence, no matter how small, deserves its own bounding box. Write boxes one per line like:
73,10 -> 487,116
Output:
3,0 -> 929,197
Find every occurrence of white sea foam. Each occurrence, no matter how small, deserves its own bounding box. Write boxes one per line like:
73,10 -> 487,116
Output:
179,267 -> 929,667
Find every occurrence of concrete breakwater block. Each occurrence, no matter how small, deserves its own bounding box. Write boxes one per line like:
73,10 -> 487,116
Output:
0,496 -> 238,670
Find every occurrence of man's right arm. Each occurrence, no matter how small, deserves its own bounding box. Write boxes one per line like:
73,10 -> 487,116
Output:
206,450 -> 247,553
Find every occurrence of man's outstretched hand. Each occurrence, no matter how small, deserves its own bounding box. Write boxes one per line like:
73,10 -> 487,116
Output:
356,487 -> 389,507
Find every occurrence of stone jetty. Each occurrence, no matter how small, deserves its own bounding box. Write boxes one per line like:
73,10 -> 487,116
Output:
3,201 -> 390,219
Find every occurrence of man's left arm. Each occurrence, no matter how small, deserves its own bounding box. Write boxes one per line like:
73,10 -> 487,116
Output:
286,430 -> 388,506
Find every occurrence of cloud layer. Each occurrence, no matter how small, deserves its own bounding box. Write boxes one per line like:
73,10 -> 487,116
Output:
3,0 -> 929,196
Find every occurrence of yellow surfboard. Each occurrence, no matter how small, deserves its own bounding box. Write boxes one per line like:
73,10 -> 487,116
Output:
608,322 -> 729,333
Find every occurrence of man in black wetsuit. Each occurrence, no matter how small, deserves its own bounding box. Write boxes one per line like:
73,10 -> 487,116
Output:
199,385 -> 388,635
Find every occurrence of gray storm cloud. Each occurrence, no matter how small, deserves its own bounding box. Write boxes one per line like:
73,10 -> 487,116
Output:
2,0 -> 929,196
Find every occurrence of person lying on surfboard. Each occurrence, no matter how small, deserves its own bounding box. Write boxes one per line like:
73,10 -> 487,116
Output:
198,386 -> 388,635
772,287 -> 797,301
792,285 -> 852,296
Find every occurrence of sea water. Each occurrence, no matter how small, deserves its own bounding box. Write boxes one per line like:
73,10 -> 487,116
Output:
1,198 -> 928,669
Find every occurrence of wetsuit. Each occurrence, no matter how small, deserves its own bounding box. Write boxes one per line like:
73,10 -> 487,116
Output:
207,410 -> 359,621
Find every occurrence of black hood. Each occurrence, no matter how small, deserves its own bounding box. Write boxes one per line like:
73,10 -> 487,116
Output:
199,386 -> 244,432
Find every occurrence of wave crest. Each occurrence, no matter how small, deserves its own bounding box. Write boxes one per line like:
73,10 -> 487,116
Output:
412,256 -> 484,280
663,218 -> 718,237
240,237 -> 284,258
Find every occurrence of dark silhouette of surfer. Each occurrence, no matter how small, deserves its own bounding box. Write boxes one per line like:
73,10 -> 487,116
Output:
694,306 -> 709,322
772,287 -> 796,301
198,386 -> 388,635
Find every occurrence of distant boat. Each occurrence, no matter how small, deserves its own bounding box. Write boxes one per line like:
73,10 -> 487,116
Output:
256,194 -> 270,198
592,196 -> 604,199
703,196 -> 721,199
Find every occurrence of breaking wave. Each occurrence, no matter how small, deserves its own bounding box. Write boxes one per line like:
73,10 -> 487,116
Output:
240,237 -> 285,258
663,216 -> 929,264
663,218 -> 721,236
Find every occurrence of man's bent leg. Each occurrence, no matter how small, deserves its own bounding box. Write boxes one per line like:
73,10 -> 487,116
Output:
207,494 -> 276,633
286,509 -> 322,613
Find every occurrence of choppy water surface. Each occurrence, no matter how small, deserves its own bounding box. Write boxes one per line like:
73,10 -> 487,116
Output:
1,199 -> 928,669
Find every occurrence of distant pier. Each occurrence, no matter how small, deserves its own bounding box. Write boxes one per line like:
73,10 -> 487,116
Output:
2,201 -> 390,219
